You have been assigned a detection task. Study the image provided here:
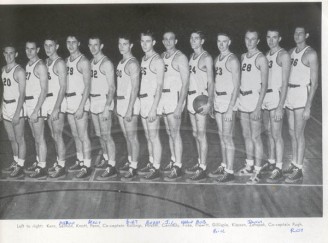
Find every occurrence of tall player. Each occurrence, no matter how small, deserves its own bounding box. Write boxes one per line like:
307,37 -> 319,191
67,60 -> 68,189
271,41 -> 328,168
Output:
88,36 -> 117,180
238,29 -> 268,184
137,30 -> 164,181
284,26 -> 318,183
44,36 -> 68,179
159,31 -> 189,182
262,29 -> 290,183
185,30 -> 214,182
116,34 -> 141,181
65,35 -> 92,179
1,44 -> 26,178
209,33 -> 240,183
24,41 -> 48,179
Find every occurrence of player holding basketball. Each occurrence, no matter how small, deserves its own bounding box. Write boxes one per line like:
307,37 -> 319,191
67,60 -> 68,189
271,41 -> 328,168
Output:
238,29 -> 268,184
1,44 -> 26,178
43,36 -> 68,179
116,34 -> 141,181
159,31 -> 189,181
284,26 -> 318,183
209,33 -> 240,183
137,30 -> 165,181
185,30 -> 214,182
65,35 -> 92,179
262,29 -> 290,183
88,36 -> 117,180
24,40 -> 48,179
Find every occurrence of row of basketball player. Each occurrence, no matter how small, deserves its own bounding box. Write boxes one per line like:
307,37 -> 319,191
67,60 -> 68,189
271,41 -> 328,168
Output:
1,26 -> 318,184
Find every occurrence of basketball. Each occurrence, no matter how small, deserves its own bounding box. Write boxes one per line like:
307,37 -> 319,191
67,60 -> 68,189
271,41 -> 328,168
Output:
193,95 -> 208,113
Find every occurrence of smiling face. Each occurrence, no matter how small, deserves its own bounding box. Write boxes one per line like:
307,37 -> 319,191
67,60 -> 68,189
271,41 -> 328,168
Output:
118,38 -> 133,55
25,42 -> 39,60
140,34 -> 155,53
44,40 -> 58,58
162,32 -> 177,51
88,38 -> 103,56
66,36 -> 80,54
217,35 -> 231,53
245,31 -> 259,51
190,33 -> 204,50
3,47 -> 17,65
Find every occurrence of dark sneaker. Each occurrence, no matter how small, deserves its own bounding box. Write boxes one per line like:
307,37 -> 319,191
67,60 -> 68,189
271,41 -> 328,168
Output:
29,166 -> 47,180
260,161 -> 276,174
238,165 -> 254,176
96,165 -> 117,180
186,168 -> 207,182
121,167 -> 137,181
9,165 -> 24,179
2,161 -> 17,173
68,161 -> 83,172
283,163 -> 297,175
74,166 -> 92,179
138,162 -> 153,175
119,161 -> 130,173
246,171 -> 261,185
164,166 -> 182,182
285,167 -> 303,184
140,168 -> 161,181
185,163 -> 200,175
208,165 -> 225,178
48,165 -> 66,179
47,162 -> 58,173
215,171 -> 235,183
25,162 -> 38,173
161,160 -> 174,174
266,168 -> 283,183
95,159 -> 108,169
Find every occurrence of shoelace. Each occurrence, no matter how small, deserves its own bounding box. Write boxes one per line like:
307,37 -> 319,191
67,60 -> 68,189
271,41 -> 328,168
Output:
191,169 -> 203,179
290,168 -> 299,178
127,168 -> 135,177
165,162 -> 173,170
77,168 -> 87,177
270,169 -> 280,178
169,167 -> 177,177
29,162 -> 37,170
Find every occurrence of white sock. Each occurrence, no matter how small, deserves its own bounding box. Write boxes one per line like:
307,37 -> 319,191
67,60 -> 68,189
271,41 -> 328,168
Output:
254,165 -> 261,172
36,156 -> 39,162
103,154 -> 109,161
14,156 -> 18,163
128,155 -> 132,162
171,156 -> 176,162
199,163 -> 206,170
294,163 -> 303,169
276,162 -> 283,169
130,161 -> 138,169
108,160 -> 116,167
225,168 -> 234,174
222,163 -> 227,168
268,159 -> 276,164
17,158 -> 25,167
246,159 -> 254,167
84,159 -> 91,167
198,158 -> 201,164
39,162 -> 46,168
149,156 -> 154,163
174,162 -> 182,168
77,153 -> 84,161
153,163 -> 160,170
58,160 -> 66,167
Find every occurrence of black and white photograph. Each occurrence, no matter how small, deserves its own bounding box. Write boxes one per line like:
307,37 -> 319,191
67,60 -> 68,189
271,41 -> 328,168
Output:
0,0 -> 326,242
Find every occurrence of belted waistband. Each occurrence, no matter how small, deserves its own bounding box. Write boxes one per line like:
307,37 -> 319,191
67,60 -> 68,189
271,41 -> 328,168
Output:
3,99 -> 16,104
90,94 -> 101,98
240,90 -> 253,96
266,89 -> 273,93
25,96 -> 34,100
188,90 -> 196,95
139,93 -> 148,98
216,91 -> 227,96
288,84 -> 301,88
66,92 -> 76,97
116,96 -> 125,100
46,93 -> 53,97
162,89 -> 171,93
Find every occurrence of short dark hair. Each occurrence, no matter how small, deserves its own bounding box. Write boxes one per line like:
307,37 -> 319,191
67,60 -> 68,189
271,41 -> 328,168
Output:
191,30 -> 205,40
267,27 -> 281,37
26,40 -> 40,48
217,32 -> 231,40
2,43 -> 16,52
163,30 -> 177,40
67,34 -> 81,42
44,35 -> 59,45
89,35 -> 103,45
118,33 -> 134,44
294,25 -> 310,35
140,30 -> 156,41
245,28 -> 260,39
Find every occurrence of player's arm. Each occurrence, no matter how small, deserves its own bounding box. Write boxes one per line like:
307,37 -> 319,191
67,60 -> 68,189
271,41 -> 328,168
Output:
149,56 -> 164,122
200,53 -> 214,115
101,59 -> 115,120
51,59 -> 67,120
0,67 -> 4,120
303,49 -> 319,120
125,59 -> 140,121
13,67 -> 26,125
76,57 -> 91,119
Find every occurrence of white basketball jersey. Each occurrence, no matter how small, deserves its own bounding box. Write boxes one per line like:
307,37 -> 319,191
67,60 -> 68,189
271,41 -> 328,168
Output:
267,49 -> 283,91
47,57 -> 61,95
66,54 -> 84,94
91,56 -> 108,95
241,52 -> 262,92
163,50 -> 182,92
140,53 -> 158,96
215,53 -> 234,93
116,57 -> 136,97
289,46 -> 311,86
25,59 -> 42,97
2,65 -> 20,101
189,51 -> 208,95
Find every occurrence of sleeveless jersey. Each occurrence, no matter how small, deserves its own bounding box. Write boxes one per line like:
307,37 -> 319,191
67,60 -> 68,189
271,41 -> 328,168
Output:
117,57 -> 136,98
91,56 -> 108,95
267,49 -> 283,91
163,50 -> 182,92
47,57 -> 61,95
25,59 -> 42,97
215,53 -> 234,93
189,51 -> 208,94
66,54 -> 84,94
289,46 -> 311,86
2,64 -> 20,101
140,53 -> 158,96
240,52 -> 262,92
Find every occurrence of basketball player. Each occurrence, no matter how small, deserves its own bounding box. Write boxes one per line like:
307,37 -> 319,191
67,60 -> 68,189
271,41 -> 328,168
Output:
88,36 -> 117,180
116,34 -> 141,181
137,30 -> 164,181
284,26 -> 318,183
209,33 -> 240,183
65,35 -> 92,179
43,36 -> 68,179
1,44 -> 26,178
159,31 -> 189,181
238,29 -> 268,184
24,41 -> 48,179
262,29 -> 290,183
185,30 -> 214,182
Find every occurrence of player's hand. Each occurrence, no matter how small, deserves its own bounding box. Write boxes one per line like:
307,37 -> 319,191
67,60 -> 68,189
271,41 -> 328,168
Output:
303,107 -> 311,120
199,103 -> 211,116
75,107 -> 84,120
147,108 -> 157,123
30,111 -> 38,123
274,107 -> 283,121
51,108 -> 60,121
224,108 -> 233,122
250,108 -> 262,121
124,108 -> 133,122
12,113 -> 20,126
173,106 -> 182,119
101,108 -> 110,121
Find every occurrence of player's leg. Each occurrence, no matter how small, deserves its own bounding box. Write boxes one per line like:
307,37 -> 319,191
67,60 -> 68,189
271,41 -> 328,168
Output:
11,118 -> 26,178
185,113 -> 200,174
92,113 -> 108,169
239,112 -> 254,175
138,117 -> 154,175
163,115 -> 176,166
284,108 -> 298,174
118,115 -> 132,164
2,120 -> 19,170
67,113 -> 84,171
262,109 -> 276,170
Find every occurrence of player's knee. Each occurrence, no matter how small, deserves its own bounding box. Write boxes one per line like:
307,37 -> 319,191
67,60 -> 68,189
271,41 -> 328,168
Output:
127,132 -> 137,143
16,135 -> 25,146
192,129 -> 197,138
251,133 -> 261,142
222,134 -> 233,145
197,130 -> 206,140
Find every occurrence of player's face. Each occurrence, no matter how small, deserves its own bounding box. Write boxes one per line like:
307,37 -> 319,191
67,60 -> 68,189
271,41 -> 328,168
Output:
44,40 -> 58,57
266,31 -> 281,49
3,47 -> 17,65
118,38 -> 132,55
190,33 -> 204,50
294,27 -> 308,44
245,31 -> 259,51
66,36 -> 80,54
25,42 -> 39,60
88,39 -> 102,56
217,35 -> 230,52
140,35 -> 155,53
162,32 -> 177,51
